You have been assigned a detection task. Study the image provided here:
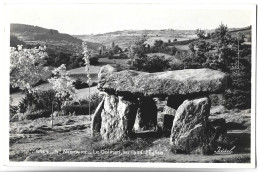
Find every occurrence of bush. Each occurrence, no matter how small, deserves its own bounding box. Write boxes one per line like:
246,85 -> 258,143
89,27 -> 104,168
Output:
224,89 -> 251,109
169,62 -> 184,70
62,92 -> 103,115
73,79 -> 98,89
89,56 -> 99,65
24,110 -> 51,120
10,105 -> 18,119
108,53 -> 128,59
62,105 -> 89,115
130,55 -> 171,73
18,89 -> 61,113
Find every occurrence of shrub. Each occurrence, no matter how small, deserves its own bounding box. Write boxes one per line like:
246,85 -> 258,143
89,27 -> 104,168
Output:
24,110 -> 51,120
108,53 -> 128,59
130,55 -> 171,73
18,89 -> 61,113
62,92 -> 103,115
89,56 -> 99,65
72,79 -> 98,89
224,89 -> 251,109
10,105 -> 18,119
169,62 -> 184,70
62,105 -> 89,115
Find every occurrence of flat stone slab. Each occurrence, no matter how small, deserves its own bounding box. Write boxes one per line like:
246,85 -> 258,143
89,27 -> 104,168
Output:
98,68 -> 229,97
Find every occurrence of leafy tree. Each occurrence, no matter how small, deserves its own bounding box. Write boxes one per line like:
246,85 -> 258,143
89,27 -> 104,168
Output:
10,45 -> 49,92
129,34 -> 148,58
48,64 -> 77,109
153,40 -> 164,52
213,23 -> 230,44
196,29 -> 206,39
111,41 -> 115,49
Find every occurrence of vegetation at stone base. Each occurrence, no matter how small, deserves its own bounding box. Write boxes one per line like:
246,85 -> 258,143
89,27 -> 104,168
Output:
62,92 -> 103,115
11,89 -> 104,121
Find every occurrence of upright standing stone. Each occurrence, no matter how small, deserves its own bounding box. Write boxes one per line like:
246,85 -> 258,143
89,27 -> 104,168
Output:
170,97 -> 211,153
133,97 -> 157,132
100,94 -> 138,142
91,96 -> 105,137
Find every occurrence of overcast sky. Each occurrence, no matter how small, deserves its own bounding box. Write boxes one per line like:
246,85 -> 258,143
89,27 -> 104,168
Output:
6,3 -> 254,35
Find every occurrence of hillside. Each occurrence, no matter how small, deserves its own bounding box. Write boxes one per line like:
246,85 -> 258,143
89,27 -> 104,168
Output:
75,29 -> 197,49
75,26 -> 251,49
10,24 -> 104,52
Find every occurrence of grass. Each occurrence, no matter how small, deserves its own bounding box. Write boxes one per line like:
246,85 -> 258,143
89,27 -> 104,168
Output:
9,104 -> 251,162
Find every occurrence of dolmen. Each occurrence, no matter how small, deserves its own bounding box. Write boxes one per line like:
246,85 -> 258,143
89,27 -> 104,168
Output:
91,65 -> 229,153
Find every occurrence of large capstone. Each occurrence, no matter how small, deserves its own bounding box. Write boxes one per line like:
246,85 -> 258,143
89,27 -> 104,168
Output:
98,67 -> 229,97
100,94 -> 138,142
133,97 -> 157,132
170,97 -> 211,153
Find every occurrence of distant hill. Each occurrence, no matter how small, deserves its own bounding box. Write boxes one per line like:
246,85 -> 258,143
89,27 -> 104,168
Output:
74,29 -> 197,49
74,26 -> 251,49
10,35 -> 26,47
10,24 -> 104,52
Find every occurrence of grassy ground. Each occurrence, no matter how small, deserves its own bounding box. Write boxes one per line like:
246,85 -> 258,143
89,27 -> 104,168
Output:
9,105 -> 251,163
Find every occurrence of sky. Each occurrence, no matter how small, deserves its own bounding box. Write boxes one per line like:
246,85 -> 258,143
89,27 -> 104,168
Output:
6,3 -> 254,35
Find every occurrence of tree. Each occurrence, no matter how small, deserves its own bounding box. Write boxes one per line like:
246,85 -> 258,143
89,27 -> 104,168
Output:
196,29 -> 206,39
129,34 -> 148,59
10,45 -> 49,92
214,23 -> 230,44
111,41 -> 115,49
48,64 -> 77,108
154,40 -> 164,52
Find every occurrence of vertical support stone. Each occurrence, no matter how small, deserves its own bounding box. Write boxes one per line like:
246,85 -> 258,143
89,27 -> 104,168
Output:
170,97 -> 211,153
100,94 -> 138,142
133,97 -> 157,132
91,96 -> 105,137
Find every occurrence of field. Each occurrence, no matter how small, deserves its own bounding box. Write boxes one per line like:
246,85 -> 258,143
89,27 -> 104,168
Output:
9,105 -> 251,162
75,29 -> 197,49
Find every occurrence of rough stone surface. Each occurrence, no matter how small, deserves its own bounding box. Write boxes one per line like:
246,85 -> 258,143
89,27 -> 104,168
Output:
98,67 -> 229,97
91,96 -> 105,137
170,97 -> 211,153
133,98 -> 157,132
163,105 -> 176,116
100,94 -> 138,142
